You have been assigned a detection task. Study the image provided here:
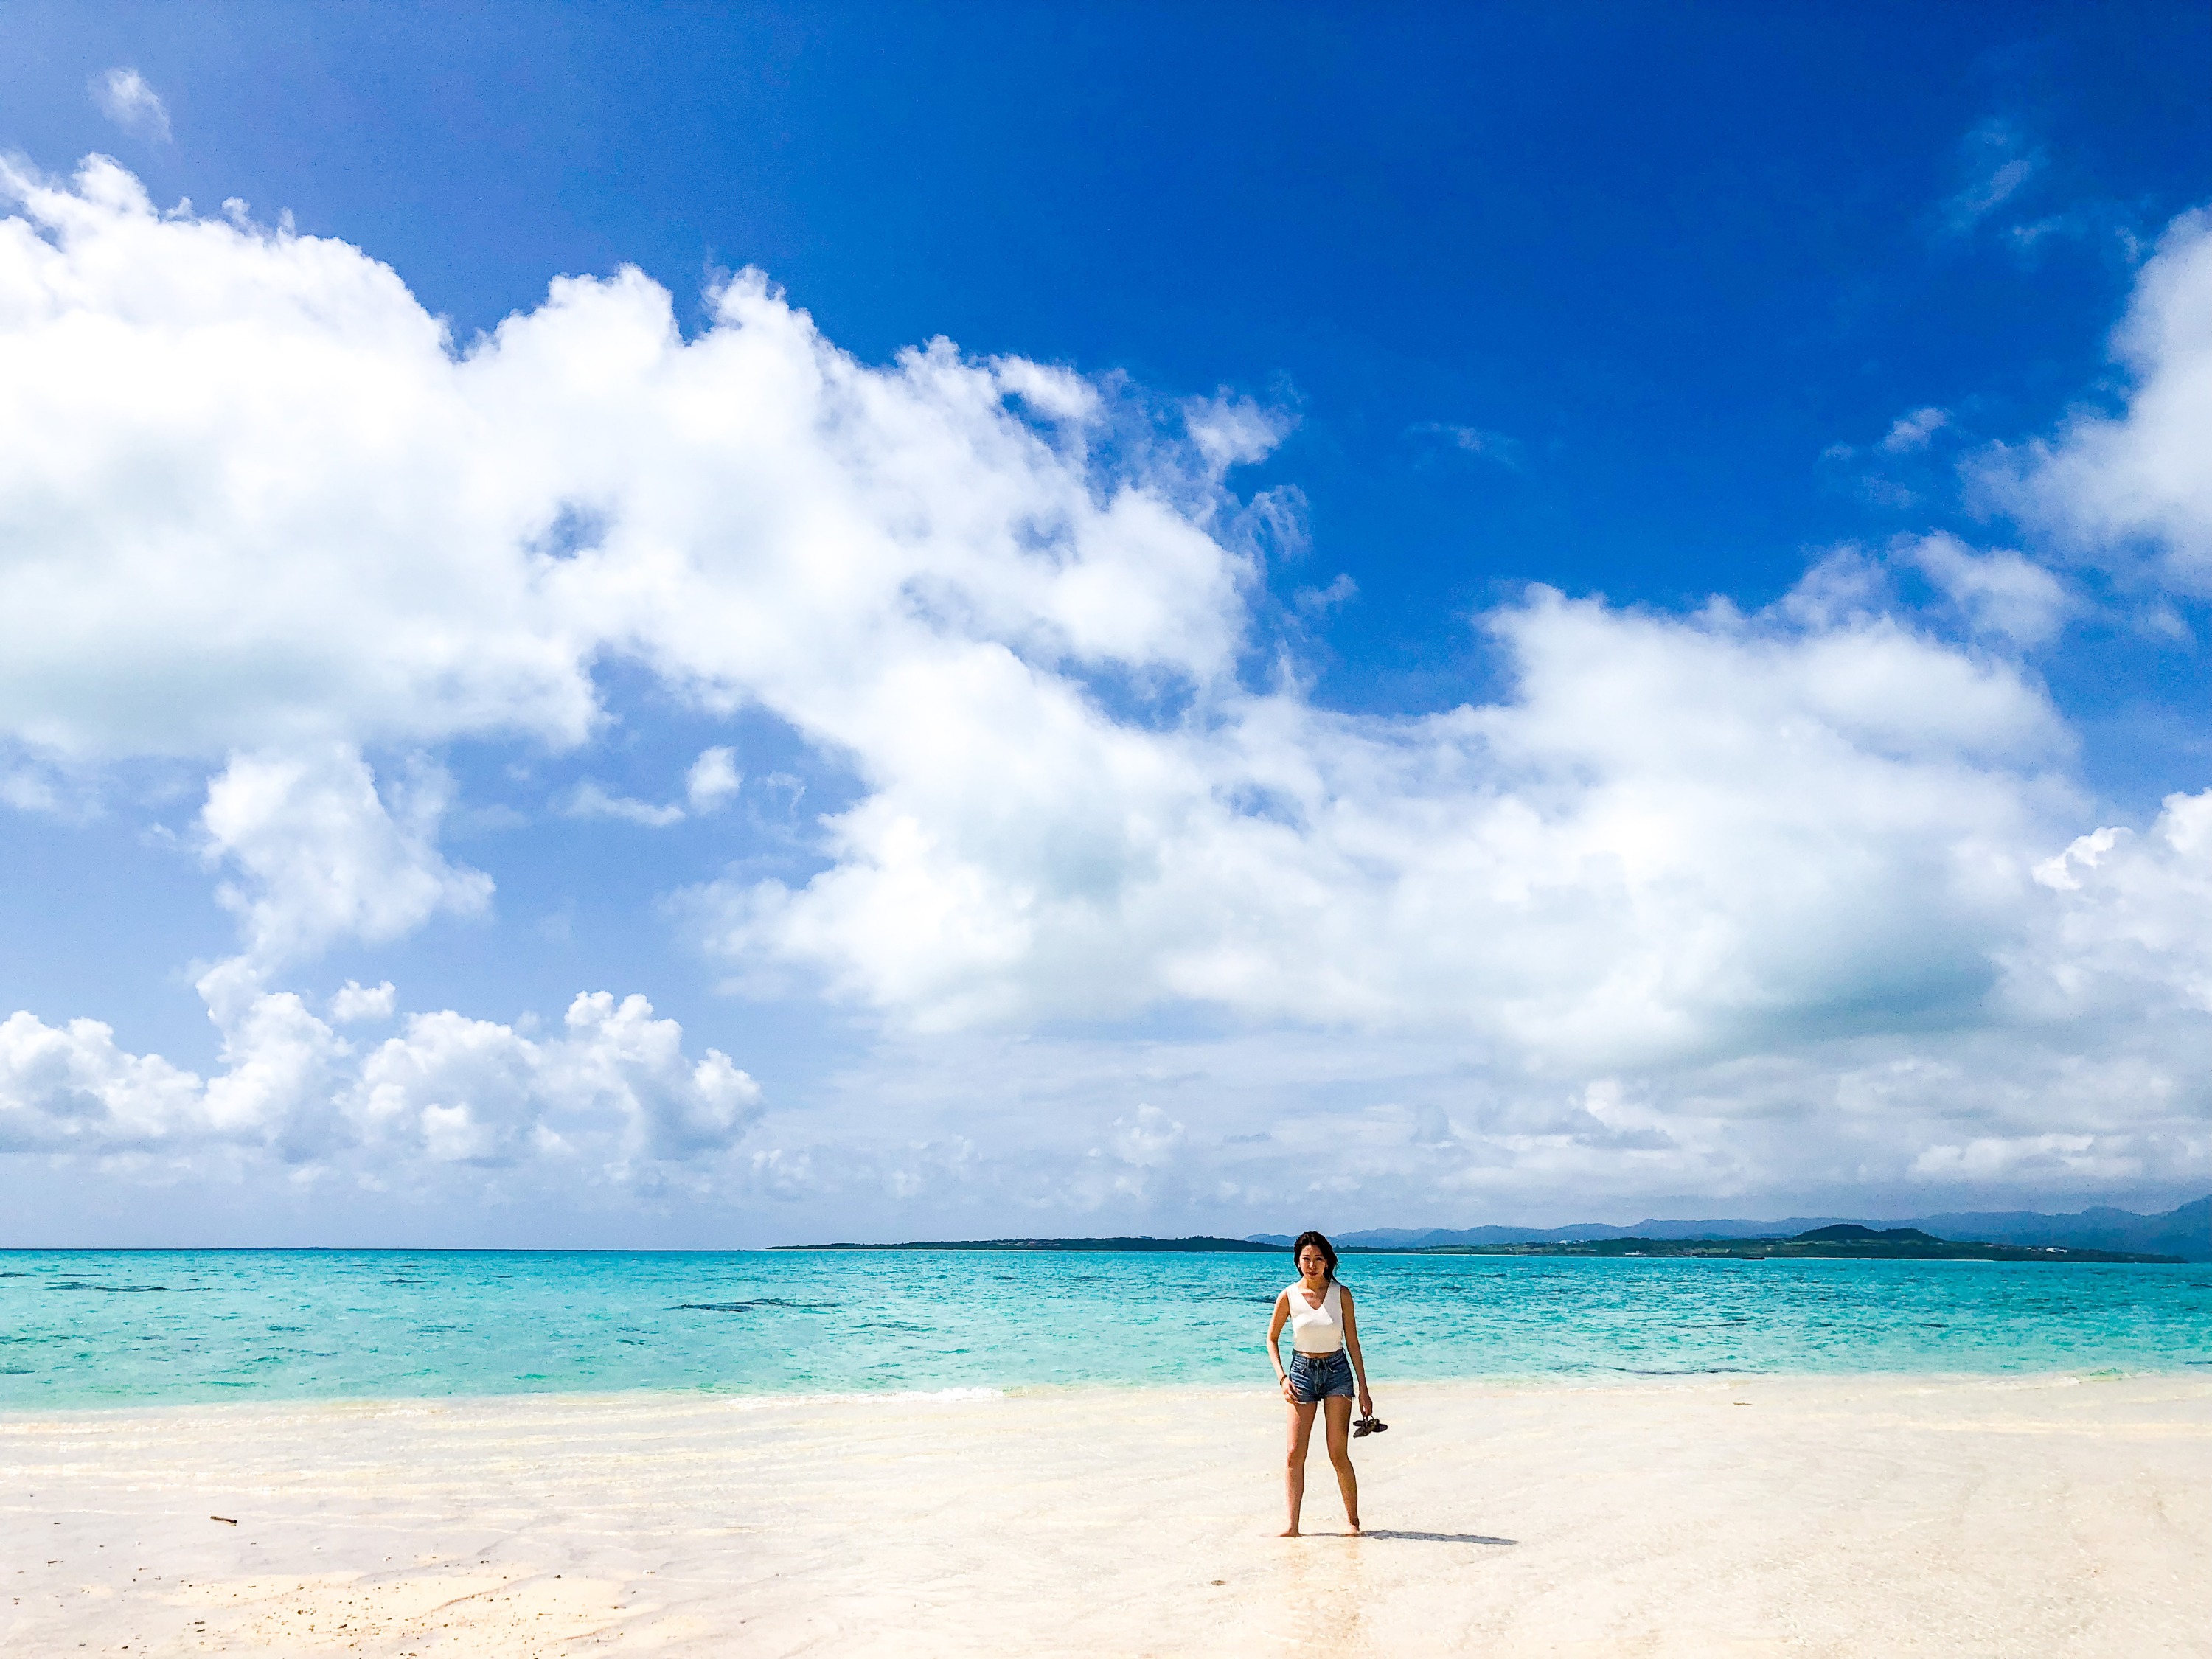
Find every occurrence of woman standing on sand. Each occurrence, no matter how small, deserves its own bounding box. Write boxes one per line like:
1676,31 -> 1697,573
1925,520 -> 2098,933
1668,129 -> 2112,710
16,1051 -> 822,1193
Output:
1266,1230 -> 1376,1536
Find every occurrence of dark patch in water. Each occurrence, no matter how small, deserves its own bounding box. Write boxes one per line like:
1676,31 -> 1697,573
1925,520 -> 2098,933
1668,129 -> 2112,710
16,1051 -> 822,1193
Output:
49,1283 -> 194,1293
674,1299 -> 838,1313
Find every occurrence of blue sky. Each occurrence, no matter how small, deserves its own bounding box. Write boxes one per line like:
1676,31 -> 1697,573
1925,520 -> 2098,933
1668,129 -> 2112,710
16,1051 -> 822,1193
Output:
0,4 -> 2206,1244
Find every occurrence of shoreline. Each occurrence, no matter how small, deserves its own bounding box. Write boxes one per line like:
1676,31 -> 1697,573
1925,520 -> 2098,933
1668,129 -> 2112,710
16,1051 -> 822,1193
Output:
6,1372 -> 2206,1655
5,1358 -> 2207,1422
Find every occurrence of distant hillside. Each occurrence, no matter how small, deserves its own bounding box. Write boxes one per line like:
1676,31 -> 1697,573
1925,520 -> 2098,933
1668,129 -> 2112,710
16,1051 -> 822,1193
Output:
1403,1225 -> 2179,1263
1248,1197 -> 2211,1261
1909,1197 -> 2209,1261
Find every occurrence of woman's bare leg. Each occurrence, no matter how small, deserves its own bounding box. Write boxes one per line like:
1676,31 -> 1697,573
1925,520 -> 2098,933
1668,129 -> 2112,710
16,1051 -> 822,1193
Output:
1281,1400 -> 1318,1535
1323,1396 -> 1360,1533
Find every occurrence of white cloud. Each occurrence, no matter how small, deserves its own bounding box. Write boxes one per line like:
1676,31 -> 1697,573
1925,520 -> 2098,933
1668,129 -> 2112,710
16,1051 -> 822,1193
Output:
1880,407 -> 1950,453
200,744 -> 491,972
1910,1134 -> 2105,1181
90,69 -> 171,143
0,1008 -> 206,1151
702,579 -> 2075,1061
356,992 -> 760,1166
0,159 -> 599,759
1986,209 -> 2212,590
2014,789 -> 2212,1021
1183,392 -> 1292,471
1,766 -> 59,813
0,160 -> 2203,1220
684,746 -> 742,812
562,779 -> 685,827
1904,533 -> 2072,644
330,979 -> 397,1023
1292,574 -> 1357,616
1775,546 -> 1891,628
0,986 -> 758,1168
1111,1103 -> 1185,1167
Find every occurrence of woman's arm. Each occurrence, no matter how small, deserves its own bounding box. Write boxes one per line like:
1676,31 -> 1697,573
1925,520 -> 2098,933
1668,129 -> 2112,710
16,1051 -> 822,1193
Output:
1340,1285 -> 1374,1416
1266,1292 -> 1296,1402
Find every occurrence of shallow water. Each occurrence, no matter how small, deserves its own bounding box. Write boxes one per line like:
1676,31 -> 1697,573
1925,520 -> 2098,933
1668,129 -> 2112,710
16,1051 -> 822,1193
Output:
3,1248 -> 2207,1408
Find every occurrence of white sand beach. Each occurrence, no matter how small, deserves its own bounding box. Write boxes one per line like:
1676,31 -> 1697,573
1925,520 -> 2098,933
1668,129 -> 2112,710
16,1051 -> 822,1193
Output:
4,1373 -> 2207,1657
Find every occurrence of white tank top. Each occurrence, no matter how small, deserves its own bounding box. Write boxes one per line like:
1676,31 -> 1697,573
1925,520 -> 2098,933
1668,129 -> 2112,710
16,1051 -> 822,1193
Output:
1285,1280 -> 1345,1354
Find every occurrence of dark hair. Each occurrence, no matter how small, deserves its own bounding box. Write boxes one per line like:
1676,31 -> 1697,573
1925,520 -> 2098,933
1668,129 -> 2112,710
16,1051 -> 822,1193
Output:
1291,1230 -> 1339,1281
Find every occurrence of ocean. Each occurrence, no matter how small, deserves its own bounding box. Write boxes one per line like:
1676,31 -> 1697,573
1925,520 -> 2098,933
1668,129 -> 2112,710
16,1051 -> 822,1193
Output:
4,1248 -> 2208,1410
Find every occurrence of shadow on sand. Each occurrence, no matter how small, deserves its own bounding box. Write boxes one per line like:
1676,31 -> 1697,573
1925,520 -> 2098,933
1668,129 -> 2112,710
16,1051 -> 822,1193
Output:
1360,1530 -> 1517,1545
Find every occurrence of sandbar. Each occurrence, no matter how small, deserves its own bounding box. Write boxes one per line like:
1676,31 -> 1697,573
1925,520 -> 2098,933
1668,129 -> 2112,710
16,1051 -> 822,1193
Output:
4,1372 -> 2206,1655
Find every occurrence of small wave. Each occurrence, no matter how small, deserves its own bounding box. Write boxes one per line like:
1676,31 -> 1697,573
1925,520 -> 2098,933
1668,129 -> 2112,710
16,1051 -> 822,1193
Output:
674,1298 -> 838,1313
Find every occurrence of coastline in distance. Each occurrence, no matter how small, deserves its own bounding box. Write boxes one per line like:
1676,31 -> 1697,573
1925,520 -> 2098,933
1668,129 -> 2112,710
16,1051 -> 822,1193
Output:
778,1216 -> 2194,1264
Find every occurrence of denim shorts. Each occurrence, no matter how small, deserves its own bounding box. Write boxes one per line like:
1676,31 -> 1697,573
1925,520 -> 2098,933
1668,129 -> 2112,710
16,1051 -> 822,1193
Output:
1288,1347 -> 1354,1402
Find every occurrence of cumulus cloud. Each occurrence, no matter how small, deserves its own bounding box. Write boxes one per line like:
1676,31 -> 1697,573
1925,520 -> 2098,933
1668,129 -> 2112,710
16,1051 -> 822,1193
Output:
90,69 -> 170,142
704,584 -> 2075,1061
686,746 -> 742,812
1904,533 -> 2073,644
0,160 -> 599,759
330,980 -> 397,1023
0,1009 -> 205,1152
0,987 -> 759,1168
355,992 -> 762,1166
200,745 -> 492,972
1111,1103 -> 1185,1167
2018,789 -> 2212,1019
0,159 -> 2204,1221
1986,209 -> 2212,590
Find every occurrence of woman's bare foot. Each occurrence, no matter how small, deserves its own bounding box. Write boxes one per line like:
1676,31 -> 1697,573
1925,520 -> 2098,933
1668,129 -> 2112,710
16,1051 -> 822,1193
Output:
1279,1526 -> 1300,1537
1347,1520 -> 1362,1534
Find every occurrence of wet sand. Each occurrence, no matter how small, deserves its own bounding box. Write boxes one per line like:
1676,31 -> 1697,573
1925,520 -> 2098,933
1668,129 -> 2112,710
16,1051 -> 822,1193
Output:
4,1373 -> 2206,1656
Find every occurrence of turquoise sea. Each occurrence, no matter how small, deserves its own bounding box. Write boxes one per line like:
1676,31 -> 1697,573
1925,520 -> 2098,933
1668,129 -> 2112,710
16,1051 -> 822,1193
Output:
4,1250 -> 2208,1410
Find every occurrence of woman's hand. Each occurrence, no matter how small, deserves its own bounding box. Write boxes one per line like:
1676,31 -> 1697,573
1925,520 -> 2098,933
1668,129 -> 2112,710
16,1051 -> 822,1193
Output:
1357,1386 -> 1374,1417
1278,1371 -> 1298,1403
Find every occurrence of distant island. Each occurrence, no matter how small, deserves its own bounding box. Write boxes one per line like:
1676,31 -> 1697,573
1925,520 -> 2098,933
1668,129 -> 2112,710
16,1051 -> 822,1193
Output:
780,1221 -> 2183,1264
782,1234 -> 1284,1253
1252,1197 -> 2212,1263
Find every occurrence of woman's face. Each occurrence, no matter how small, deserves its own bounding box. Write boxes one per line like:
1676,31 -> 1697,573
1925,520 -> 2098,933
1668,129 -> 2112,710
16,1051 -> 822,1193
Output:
1297,1244 -> 1329,1281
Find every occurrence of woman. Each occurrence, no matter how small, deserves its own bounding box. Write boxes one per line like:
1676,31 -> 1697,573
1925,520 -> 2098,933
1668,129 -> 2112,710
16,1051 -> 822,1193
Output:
1265,1229 -> 1374,1536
